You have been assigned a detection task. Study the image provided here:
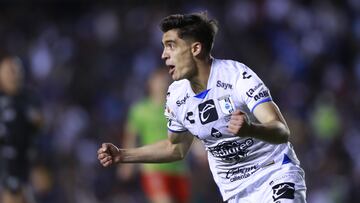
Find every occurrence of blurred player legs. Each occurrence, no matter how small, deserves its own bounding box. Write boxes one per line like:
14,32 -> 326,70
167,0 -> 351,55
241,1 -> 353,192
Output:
118,68 -> 190,203
141,172 -> 190,203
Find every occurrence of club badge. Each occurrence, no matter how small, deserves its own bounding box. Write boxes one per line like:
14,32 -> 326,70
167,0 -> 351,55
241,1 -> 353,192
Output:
217,95 -> 235,115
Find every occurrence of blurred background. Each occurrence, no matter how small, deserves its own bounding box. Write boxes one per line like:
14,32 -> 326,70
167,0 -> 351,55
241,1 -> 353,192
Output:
0,0 -> 359,202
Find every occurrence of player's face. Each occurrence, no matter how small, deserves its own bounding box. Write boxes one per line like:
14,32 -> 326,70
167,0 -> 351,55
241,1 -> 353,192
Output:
161,29 -> 196,81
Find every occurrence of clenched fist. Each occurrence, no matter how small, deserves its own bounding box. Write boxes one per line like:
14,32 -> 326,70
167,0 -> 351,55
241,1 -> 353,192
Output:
227,110 -> 250,136
97,143 -> 121,167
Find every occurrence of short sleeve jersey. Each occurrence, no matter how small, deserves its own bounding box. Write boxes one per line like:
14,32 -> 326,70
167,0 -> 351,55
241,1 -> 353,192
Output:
164,59 -> 300,201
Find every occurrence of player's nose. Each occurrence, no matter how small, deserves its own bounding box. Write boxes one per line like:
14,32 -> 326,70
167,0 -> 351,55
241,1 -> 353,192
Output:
161,49 -> 169,60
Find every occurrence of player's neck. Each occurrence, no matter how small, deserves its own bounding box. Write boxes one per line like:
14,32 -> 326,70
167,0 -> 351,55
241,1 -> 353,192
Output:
189,57 -> 212,94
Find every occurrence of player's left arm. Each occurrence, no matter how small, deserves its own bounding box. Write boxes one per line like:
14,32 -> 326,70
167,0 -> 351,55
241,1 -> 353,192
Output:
228,101 -> 290,144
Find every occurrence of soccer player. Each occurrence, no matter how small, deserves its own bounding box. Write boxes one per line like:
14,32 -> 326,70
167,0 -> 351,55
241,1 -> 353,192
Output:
0,54 -> 43,203
98,12 -> 307,202
118,68 -> 190,203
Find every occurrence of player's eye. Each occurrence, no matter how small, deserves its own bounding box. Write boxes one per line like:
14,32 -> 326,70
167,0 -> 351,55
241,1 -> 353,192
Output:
167,42 -> 175,49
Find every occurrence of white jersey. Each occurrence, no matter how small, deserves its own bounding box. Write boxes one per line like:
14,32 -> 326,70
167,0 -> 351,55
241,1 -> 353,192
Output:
164,59 -> 302,201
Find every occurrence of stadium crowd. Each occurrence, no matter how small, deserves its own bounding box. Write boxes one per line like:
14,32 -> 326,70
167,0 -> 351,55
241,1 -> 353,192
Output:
0,0 -> 359,202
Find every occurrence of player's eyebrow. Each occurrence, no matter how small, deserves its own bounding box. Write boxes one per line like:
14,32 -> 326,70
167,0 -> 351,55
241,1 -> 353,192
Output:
162,40 -> 175,46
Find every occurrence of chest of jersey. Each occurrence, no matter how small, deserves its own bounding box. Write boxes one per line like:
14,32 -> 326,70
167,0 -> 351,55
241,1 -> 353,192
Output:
177,87 -> 244,144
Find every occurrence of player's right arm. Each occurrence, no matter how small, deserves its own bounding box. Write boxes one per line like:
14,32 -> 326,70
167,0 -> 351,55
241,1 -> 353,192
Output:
97,130 -> 194,167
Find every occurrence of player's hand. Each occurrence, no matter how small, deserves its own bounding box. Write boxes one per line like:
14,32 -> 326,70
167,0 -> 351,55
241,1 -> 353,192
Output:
97,143 -> 121,167
227,110 -> 250,136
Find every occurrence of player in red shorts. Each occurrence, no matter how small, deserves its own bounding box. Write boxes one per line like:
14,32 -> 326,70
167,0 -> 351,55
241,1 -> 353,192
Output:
118,68 -> 190,203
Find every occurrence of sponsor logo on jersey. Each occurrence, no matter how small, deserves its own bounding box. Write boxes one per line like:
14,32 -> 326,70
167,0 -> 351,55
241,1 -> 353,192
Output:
185,112 -> 195,124
254,90 -> 269,101
226,165 -> 258,182
211,128 -> 222,138
218,95 -> 235,115
176,93 -> 190,107
198,100 -> 218,124
246,83 -> 263,98
216,80 -> 233,90
272,182 -> 295,201
208,138 -> 254,162
242,71 -> 252,79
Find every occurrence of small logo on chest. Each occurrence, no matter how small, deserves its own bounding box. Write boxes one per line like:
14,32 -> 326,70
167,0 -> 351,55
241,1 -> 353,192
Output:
216,80 -> 233,90
211,128 -> 222,138
217,95 -> 235,115
176,93 -> 190,107
185,112 -> 195,124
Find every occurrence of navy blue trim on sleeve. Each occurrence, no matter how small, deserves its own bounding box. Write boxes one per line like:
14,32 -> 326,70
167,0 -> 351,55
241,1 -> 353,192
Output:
250,98 -> 272,112
168,128 -> 188,133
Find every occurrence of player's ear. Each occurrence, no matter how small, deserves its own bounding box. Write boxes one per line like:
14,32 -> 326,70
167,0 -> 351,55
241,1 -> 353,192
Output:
191,42 -> 202,57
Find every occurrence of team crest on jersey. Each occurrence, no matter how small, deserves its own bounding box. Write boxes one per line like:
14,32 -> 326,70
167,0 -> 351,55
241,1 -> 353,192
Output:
217,95 -> 235,115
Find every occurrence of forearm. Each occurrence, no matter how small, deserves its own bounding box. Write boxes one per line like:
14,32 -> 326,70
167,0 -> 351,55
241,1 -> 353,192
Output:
246,120 -> 289,144
119,139 -> 185,163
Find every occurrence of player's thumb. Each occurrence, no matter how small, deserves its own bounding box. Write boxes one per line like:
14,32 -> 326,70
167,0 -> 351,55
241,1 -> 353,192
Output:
102,143 -> 109,152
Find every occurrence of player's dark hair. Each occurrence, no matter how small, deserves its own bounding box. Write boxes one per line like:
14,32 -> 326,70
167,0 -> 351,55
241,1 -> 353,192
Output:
159,12 -> 218,55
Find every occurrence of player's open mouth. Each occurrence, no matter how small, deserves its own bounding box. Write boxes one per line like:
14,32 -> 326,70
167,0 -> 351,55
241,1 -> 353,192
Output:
168,65 -> 175,75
